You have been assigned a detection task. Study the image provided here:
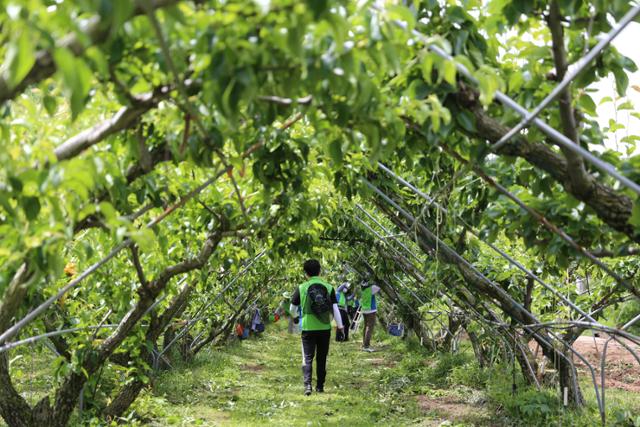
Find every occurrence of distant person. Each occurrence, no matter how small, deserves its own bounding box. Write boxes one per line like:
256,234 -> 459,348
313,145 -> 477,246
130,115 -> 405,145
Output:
335,282 -> 352,341
278,291 -> 296,334
290,259 -> 344,395
250,305 -> 264,335
360,280 -> 381,352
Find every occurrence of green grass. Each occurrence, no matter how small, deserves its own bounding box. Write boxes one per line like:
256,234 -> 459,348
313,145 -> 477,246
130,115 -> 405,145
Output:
126,323 -> 493,426
3,323 -> 640,426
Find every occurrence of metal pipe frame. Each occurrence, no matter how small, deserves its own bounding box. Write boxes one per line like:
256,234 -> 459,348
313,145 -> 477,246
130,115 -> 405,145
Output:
157,250 -> 265,358
377,162 -> 613,327
355,209 -> 539,361
355,244 -> 536,388
434,146 -> 638,300
0,277 -> 184,355
0,166 -> 232,347
493,4 -> 640,150
363,178 -> 603,412
374,3 -> 640,195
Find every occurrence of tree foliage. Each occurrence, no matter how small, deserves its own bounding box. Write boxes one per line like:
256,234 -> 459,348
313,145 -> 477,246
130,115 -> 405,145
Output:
1,0 -> 640,425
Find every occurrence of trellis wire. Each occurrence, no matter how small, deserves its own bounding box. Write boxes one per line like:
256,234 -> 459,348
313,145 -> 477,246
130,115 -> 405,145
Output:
435,147 -> 638,299
0,325 -> 118,354
356,203 -> 422,263
493,3 -> 640,150
362,178 -> 604,414
353,247 -> 532,384
353,212 -> 523,354
373,2 -> 640,195
0,107 -> 298,347
157,250 -> 265,359
0,279 -> 182,355
599,313 -> 640,422
0,166 -> 230,346
377,163 -> 617,326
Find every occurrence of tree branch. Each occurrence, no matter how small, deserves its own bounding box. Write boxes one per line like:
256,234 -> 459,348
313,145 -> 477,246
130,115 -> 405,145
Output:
590,247 -> 640,258
39,228 -> 224,425
454,84 -> 635,242
130,245 -> 148,288
0,0 -> 182,105
53,86 -> 171,162
547,0 -> 593,196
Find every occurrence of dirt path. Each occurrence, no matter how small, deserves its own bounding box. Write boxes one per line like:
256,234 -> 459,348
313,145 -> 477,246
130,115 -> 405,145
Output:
572,335 -> 640,392
131,322 -> 492,426
530,335 -> 640,392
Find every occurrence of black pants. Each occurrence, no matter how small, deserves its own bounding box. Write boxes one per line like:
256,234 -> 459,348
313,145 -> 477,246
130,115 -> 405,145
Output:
301,330 -> 331,387
336,308 -> 350,342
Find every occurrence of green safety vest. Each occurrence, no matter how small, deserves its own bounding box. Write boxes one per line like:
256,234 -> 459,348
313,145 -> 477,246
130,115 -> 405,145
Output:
338,291 -> 347,308
299,277 -> 333,331
360,286 -> 373,311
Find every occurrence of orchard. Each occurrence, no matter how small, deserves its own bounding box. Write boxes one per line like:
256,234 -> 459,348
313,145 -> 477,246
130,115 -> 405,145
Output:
1,0 -> 640,425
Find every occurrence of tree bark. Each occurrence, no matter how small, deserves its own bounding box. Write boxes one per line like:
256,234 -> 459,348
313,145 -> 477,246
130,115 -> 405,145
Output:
103,281 -> 194,419
374,194 -> 584,405
28,230 -> 224,426
454,85 -> 635,242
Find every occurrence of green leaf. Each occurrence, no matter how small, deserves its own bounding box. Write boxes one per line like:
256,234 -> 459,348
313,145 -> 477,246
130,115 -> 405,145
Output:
328,139 -> 343,166
508,71 -> 524,92
599,96 -> 613,105
99,201 -> 118,223
578,94 -> 597,116
132,228 -> 155,252
111,0 -> 134,32
53,48 -> 93,119
43,95 -> 57,116
387,5 -> 416,31
441,60 -> 457,85
4,31 -> 36,89
420,53 -> 436,83
613,67 -> 629,97
455,110 -> 475,132
475,66 -> 503,107
22,196 -> 40,221
629,200 -> 640,228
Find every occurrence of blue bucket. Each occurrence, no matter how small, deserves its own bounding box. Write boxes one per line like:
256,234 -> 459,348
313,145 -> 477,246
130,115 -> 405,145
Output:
388,323 -> 404,337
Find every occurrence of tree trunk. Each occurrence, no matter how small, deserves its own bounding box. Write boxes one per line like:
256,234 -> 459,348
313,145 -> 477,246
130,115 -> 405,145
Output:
374,195 -> 584,405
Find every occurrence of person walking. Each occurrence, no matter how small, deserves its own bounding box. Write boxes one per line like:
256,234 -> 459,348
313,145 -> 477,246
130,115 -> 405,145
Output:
277,291 -> 296,334
360,279 -> 381,352
290,259 -> 344,396
335,282 -> 352,341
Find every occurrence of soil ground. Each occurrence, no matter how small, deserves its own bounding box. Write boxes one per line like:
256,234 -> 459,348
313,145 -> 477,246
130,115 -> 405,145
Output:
530,335 -> 640,392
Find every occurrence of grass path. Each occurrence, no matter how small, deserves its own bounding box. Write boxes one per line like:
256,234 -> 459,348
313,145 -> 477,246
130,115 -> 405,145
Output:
132,322 -> 491,426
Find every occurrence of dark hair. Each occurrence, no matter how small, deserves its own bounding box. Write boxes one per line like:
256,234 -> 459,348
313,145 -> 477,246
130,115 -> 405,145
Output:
303,259 -> 321,276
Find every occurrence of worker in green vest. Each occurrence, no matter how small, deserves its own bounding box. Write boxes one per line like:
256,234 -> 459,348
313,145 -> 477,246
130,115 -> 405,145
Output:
360,279 -> 381,352
290,259 -> 344,396
335,282 -> 352,341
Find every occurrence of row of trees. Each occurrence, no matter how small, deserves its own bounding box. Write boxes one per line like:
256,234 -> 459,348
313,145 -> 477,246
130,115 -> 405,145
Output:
1,0 -> 640,425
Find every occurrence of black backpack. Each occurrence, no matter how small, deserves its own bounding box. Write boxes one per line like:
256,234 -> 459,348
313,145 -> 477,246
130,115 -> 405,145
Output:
307,283 -> 332,318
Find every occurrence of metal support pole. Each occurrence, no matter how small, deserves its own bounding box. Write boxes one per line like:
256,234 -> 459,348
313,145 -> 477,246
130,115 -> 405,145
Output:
374,4 -> 640,195
363,178 -> 603,413
493,4 -> 640,150
158,251 -> 265,358
377,163 -> 610,324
